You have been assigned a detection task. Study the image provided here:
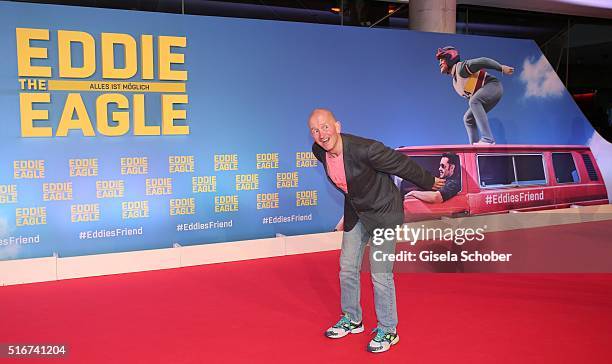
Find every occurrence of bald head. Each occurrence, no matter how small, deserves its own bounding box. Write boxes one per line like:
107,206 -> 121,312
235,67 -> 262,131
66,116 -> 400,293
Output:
308,108 -> 342,156
308,108 -> 336,124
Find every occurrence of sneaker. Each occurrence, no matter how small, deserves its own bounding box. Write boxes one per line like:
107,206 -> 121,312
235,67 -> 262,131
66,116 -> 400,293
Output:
324,315 -> 364,339
472,140 -> 496,145
367,328 -> 399,353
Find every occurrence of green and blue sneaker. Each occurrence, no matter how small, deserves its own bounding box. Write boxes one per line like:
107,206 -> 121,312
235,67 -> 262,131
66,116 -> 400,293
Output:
324,315 -> 364,339
367,328 -> 399,353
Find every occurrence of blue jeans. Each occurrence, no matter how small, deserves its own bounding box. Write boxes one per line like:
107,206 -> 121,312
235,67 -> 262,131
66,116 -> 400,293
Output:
464,80 -> 503,143
339,221 -> 397,332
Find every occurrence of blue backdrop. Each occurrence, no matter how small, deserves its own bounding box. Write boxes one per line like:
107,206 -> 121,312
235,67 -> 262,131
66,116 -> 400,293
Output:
0,1 -> 601,260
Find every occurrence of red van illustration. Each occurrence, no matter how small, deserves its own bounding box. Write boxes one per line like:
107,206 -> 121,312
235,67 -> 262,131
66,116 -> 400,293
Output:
395,145 -> 609,222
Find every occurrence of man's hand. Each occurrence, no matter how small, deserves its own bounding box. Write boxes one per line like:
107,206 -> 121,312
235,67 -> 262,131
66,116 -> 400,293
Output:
501,65 -> 514,75
432,177 -> 445,191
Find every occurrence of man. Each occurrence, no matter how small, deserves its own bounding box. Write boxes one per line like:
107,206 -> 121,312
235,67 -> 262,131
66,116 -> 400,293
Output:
308,108 -> 444,353
406,153 -> 460,203
436,46 -> 514,145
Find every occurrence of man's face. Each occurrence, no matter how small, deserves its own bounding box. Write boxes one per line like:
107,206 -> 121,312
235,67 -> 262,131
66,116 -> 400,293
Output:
439,58 -> 450,74
308,111 -> 341,153
439,157 -> 455,178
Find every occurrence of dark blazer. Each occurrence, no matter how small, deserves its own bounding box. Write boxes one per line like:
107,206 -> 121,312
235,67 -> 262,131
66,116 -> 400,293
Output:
312,133 -> 435,233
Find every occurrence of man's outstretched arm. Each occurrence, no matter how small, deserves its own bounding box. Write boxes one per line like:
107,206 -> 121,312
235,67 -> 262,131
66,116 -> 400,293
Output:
459,57 -> 514,78
406,190 -> 443,204
367,141 -> 444,190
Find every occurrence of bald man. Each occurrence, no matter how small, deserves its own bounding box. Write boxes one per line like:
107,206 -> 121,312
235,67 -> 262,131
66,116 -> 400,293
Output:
308,109 -> 444,353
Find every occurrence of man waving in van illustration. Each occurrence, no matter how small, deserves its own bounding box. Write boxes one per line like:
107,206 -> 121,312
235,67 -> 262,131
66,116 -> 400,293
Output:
436,46 -> 514,145
406,153 -> 460,203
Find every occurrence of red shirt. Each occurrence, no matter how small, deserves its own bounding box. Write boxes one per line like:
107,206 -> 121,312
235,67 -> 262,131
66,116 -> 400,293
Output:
325,152 -> 348,194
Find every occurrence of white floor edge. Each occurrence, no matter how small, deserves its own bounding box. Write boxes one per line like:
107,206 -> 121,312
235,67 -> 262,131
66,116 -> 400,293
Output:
1,205 -> 610,286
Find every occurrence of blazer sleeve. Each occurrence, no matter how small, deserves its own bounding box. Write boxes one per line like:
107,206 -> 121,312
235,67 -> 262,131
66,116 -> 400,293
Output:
367,141 -> 435,190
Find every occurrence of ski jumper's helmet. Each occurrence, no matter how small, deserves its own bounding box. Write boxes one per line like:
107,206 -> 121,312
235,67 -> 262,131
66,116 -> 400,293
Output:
436,46 -> 460,69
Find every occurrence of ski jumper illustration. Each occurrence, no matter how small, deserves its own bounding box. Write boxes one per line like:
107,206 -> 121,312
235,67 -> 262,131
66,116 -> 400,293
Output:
436,46 -> 514,145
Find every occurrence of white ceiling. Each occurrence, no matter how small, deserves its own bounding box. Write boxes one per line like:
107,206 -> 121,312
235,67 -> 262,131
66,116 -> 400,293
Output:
457,0 -> 612,19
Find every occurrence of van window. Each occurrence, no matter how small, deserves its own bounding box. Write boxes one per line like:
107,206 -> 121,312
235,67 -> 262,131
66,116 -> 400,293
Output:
514,155 -> 546,185
477,155 -> 514,187
478,154 -> 546,188
396,155 -> 462,194
552,153 -> 579,183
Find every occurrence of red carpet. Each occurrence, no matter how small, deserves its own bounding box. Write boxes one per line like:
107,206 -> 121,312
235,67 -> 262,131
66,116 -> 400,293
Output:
1,250 -> 612,363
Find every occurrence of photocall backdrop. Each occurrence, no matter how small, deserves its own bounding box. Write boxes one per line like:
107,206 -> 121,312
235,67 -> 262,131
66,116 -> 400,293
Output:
0,1 -> 609,261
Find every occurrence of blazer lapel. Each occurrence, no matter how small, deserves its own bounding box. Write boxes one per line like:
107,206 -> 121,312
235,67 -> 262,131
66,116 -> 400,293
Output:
341,134 -> 353,195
